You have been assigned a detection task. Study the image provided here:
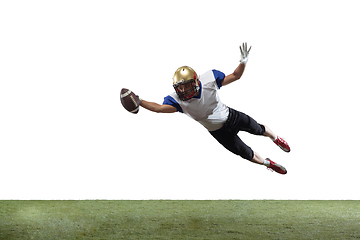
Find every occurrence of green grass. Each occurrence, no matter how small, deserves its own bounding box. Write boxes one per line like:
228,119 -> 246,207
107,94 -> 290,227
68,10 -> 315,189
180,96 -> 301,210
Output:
0,200 -> 359,239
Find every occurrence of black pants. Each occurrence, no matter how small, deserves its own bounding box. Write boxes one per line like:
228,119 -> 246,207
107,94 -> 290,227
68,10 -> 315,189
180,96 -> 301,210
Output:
209,108 -> 265,160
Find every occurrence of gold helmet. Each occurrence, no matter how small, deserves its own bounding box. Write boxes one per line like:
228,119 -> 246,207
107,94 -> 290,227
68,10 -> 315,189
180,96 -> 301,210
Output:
173,66 -> 200,101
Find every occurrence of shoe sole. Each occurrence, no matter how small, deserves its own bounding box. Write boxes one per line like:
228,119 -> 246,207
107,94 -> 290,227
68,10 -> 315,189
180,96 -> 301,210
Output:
266,158 -> 287,174
273,163 -> 287,174
279,145 -> 290,153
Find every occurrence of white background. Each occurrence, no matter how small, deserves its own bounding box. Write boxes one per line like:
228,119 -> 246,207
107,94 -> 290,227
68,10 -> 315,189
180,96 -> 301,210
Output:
1,0 -> 359,200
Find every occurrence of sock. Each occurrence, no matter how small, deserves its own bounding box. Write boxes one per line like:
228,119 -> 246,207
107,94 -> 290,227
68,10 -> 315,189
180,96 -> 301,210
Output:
271,135 -> 277,142
263,159 -> 270,167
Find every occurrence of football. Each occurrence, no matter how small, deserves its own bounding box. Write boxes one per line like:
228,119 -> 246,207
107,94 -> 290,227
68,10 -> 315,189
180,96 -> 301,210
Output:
120,88 -> 141,114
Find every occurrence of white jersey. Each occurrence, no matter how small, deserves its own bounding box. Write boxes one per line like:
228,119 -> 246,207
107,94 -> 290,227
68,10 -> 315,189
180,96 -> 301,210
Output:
163,70 -> 229,131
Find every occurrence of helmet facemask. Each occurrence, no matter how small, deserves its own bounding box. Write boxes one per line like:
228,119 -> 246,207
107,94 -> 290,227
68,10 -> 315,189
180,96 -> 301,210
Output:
173,79 -> 199,101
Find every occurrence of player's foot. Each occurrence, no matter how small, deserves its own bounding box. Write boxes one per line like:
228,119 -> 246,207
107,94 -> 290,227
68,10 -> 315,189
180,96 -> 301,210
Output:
273,136 -> 290,152
266,158 -> 287,174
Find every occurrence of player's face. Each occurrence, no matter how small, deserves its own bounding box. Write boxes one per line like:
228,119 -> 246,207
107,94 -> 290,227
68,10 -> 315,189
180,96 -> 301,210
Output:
177,82 -> 195,100
177,82 -> 193,93
174,80 -> 199,101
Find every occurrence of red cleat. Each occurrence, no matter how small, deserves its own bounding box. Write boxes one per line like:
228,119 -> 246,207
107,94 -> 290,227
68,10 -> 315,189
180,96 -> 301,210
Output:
274,136 -> 291,152
266,158 -> 287,174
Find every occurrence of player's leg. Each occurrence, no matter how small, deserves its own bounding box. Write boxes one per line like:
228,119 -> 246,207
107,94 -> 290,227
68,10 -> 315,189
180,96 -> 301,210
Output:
227,108 -> 265,136
262,125 -> 276,139
219,133 -> 287,175
227,108 -> 290,152
210,129 -> 252,160
262,125 -> 291,152
209,128 -> 287,174
252,151 -> 287,174
251,151 -> 264,165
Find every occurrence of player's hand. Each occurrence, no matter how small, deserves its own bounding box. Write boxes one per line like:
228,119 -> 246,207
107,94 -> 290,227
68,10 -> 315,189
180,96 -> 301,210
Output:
239,42 -> 251,64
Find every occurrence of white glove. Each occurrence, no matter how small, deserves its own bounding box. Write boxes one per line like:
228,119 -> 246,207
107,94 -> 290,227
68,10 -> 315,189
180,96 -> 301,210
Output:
239,42 -> 251,64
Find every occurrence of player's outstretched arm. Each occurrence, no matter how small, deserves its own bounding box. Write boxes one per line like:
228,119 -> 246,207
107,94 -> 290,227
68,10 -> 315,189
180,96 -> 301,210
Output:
222,42 -> 251,86
140,100 -> 177,113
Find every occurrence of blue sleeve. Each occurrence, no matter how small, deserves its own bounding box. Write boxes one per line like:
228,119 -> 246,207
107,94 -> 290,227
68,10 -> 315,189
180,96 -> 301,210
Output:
163,95 -> 183,113
212,69 -> 226,89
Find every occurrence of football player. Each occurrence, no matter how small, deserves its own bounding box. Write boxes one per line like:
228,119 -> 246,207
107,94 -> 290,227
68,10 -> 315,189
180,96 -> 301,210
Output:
139,43 -> 290,174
